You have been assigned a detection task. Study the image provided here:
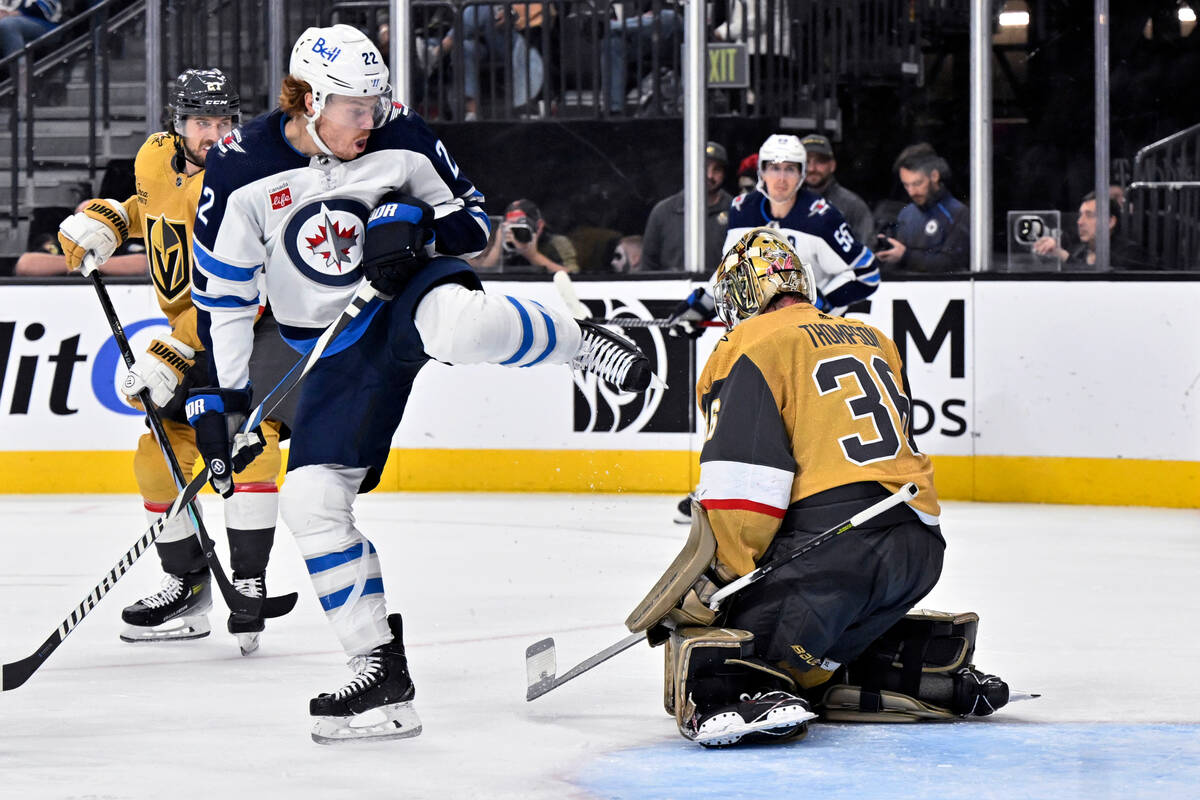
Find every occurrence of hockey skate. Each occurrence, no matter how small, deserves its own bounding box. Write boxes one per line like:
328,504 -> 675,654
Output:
310,614 -> 422,745
689,690 -> 817,748
673,492 -> 696,524
228,573 -> 267,656
572,321 -> 655,393
120,570 -> 212,643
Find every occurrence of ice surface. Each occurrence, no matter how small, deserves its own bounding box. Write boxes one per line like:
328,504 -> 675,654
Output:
1,493 -> 1196,799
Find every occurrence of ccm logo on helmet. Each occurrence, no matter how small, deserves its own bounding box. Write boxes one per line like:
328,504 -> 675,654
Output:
311,37 -> 342,62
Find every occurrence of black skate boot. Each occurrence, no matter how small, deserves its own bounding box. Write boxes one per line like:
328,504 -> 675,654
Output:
228,572 -> 267,656
688,690 -> 816,748
119,569 -> 212,643
572,321 -> 655,393
309,613 -> 422,744
674,492 -> 697,524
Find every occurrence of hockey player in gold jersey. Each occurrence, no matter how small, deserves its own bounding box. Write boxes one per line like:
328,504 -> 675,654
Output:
57,69 -> 294,654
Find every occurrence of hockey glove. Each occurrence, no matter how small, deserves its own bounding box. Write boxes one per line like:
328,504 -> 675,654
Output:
57,199 -> 130,273
667,287 -> 716,339
120,335 -> 196,408
363,192 -> 435,297
186,386 -> 265,498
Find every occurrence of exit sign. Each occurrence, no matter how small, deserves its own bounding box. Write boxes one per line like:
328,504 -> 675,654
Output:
707,42 -> 749,88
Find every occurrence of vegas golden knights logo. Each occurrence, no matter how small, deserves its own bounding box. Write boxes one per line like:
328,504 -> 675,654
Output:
146,215 -> 191,301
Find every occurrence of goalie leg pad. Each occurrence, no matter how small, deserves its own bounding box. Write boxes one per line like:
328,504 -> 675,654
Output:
816,609 -> 1010,721
626,500 -> 717,635
414,283 -> 582,367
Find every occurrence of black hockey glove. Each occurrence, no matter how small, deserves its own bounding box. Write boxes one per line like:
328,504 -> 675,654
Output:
186,386 -> 265,498
363,192 -> 435,297
667,287 -> 716,339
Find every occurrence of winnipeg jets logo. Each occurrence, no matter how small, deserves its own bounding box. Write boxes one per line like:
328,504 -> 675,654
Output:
283,199 -> 370,287
808,198 -> 829,216
305,212 -> 359,271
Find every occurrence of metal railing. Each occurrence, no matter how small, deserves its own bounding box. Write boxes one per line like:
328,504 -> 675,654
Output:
0,0 -> 145,227
1126,123 -> 1200,270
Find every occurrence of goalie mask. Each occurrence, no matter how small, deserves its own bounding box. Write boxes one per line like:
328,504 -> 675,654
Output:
713,228 -> 818,328
167,68 -> 239,171
289,24 -> 393,156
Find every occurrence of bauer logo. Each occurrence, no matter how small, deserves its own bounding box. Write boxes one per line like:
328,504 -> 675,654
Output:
283,199 -> 369,287
571,299 -> 692,434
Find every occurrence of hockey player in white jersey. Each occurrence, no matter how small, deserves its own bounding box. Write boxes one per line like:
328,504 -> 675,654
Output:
188,24 -> 653,744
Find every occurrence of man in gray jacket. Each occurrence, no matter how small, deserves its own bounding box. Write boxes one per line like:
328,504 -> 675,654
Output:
641,141 -> 733,274
800,134 -> 875,244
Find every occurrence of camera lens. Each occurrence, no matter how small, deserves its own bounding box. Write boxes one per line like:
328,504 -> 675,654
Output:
513,227 -> 532,244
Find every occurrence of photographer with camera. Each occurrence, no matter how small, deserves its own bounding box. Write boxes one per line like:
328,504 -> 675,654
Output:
473,198 -> 578,274
1032,191 -> 1156,270
876,143 -> 969,273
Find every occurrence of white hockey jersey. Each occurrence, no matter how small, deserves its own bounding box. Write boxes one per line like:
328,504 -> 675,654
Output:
191,105 -> 490,389
724,188 -> 879,311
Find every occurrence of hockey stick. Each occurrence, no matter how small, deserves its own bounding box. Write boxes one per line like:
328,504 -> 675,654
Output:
551,270 -> 722,328
87,264 -> 294,619
1,279 -> 378,691
525,482 -> 919,701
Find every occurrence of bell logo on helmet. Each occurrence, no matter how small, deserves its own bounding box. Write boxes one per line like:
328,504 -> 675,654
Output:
312,36 -> 342,62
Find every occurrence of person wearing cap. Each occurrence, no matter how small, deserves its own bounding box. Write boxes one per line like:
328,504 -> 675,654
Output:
474,198 -> 578,273
641,141 -> 733,273
800,134 -> 875,244
735,154 -> 759,195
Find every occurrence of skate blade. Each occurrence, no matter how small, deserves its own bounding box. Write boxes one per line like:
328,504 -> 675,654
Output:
311,701 -> 423,745
119,615 -> 211,643
236,632 -> 261,656
694,706 -> 817,747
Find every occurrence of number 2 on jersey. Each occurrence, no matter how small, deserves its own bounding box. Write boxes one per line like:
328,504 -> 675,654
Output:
812,354 -> 918,465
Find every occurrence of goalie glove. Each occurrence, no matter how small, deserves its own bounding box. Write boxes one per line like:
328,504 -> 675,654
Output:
120,335 -> 196,408
57,199 -> 131,273
363,192 -> 435,296
186,386 -> 265,498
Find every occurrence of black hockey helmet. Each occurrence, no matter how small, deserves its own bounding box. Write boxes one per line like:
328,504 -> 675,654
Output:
169,67 -> 240,123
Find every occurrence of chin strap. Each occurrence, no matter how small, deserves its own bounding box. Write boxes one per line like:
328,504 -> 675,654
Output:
304,111 -> 337,158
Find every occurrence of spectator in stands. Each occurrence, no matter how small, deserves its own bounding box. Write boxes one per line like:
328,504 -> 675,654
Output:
800,134 -> 875,243
601,1 -> 683,115
0,0 -> 60,64
641,141 -> 732,273
13,200 -> 147,276
474,198 -> 578,273
735,154 -> 758,195
609,234 -> 643,273
876,143 -> 970,273
1032,191 -> 1157,270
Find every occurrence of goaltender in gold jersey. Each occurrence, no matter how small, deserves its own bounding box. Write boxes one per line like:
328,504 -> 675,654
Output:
57,68 -> 295,654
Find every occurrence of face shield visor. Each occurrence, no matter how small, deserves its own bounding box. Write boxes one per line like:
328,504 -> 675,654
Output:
175,115 -> 237,141
317,89 -> 394,130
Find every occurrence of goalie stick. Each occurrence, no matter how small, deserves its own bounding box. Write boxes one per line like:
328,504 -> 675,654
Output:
525,482 -> 919,701
87,265 -> 294,619
1,278 -> 379,692
551,271 -> 722,328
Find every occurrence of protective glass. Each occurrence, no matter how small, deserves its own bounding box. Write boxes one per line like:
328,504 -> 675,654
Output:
320,89 -> 394,130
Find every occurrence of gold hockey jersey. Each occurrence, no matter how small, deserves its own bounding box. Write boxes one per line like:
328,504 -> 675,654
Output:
696,302 -> 940,577
119,133 -> 205,349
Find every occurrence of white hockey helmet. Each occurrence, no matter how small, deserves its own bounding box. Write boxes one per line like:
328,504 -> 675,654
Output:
712,227 -> 818,328
756,134 -> 807,197
290,24 -> 393,149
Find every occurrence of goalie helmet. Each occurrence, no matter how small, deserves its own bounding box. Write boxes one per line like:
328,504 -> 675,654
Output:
712,227 -> 818,328
756,134 -> 807,197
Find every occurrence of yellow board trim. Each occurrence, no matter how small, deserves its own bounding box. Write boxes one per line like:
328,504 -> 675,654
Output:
0,450 -> 1195,508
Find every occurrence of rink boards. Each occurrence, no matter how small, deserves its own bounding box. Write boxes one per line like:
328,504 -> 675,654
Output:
0,277 -> 1196,507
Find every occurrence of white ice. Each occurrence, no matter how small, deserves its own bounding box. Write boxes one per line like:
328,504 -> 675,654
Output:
1,493 -> 1197,799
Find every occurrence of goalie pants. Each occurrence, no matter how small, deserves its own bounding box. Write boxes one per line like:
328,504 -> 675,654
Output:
724,482 -> 946,674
